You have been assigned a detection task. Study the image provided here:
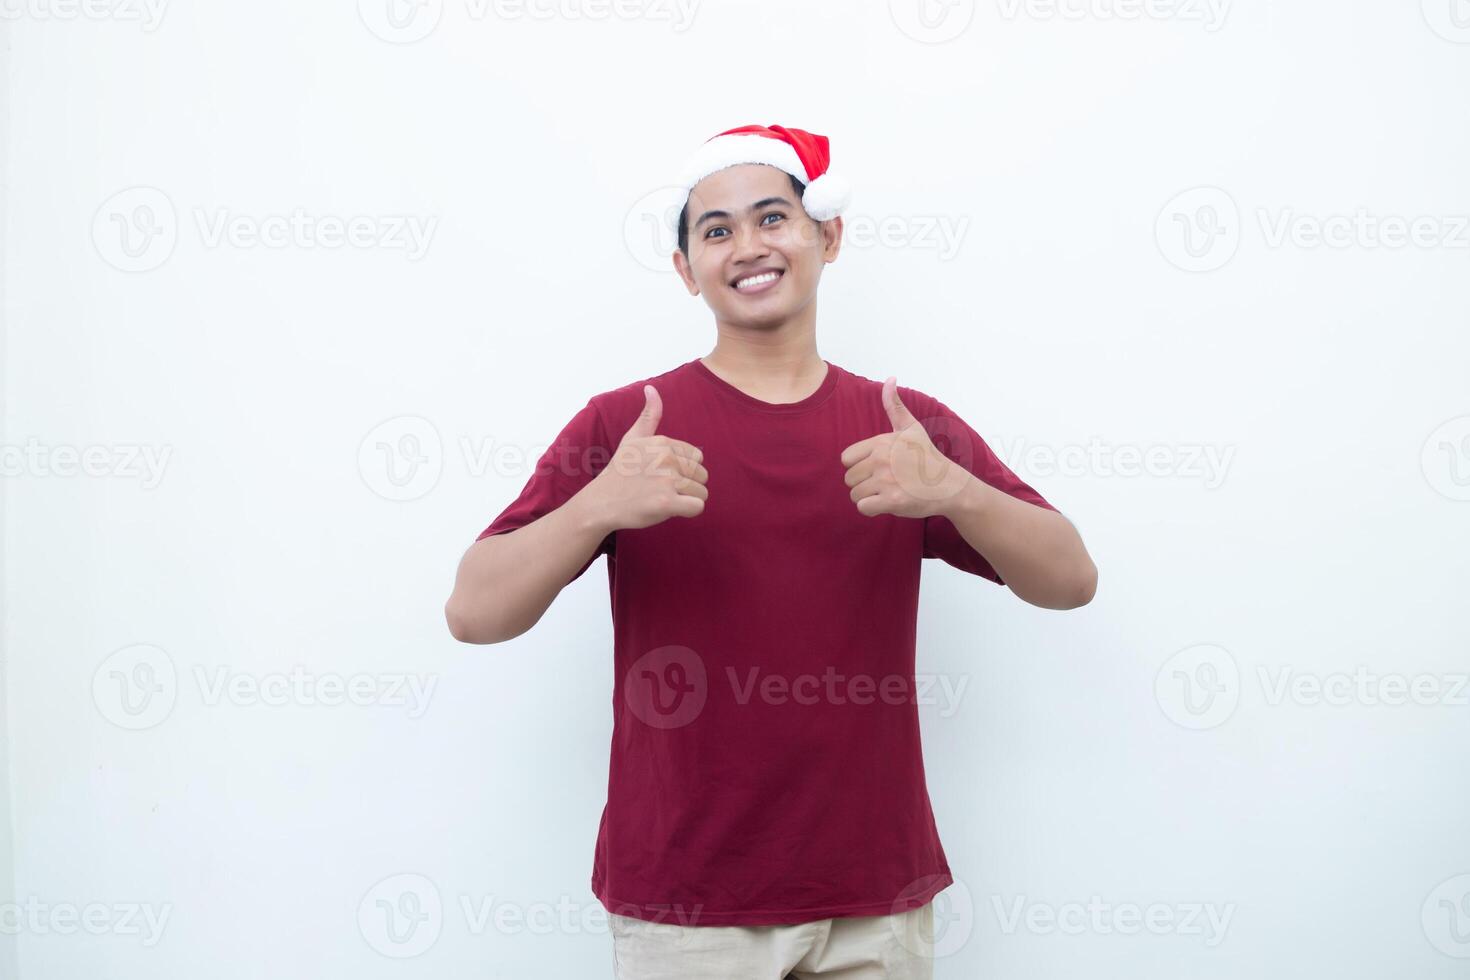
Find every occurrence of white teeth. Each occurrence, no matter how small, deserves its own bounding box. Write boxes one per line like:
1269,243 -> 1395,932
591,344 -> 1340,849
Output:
735,271 -> 780,290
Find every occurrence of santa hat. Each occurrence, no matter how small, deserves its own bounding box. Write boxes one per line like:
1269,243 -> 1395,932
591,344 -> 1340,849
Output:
670,124 -> 851,236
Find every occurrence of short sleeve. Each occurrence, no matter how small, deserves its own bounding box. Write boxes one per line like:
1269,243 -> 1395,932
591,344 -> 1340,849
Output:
920,397 -> 1058,585
475,398 -> 615,585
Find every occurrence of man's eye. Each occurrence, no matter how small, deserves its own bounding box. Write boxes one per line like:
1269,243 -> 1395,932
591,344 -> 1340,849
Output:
760,212 -> 785,225
705,227 -> 728,239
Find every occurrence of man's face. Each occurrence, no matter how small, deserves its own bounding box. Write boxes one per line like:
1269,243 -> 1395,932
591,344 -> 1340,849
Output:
673,163 -> 842,329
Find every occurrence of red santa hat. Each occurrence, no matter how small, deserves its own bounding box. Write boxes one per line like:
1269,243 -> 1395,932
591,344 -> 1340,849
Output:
670,124 -> 852,235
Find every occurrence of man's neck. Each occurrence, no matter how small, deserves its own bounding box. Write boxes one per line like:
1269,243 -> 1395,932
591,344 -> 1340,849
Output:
700,330 -> 827,406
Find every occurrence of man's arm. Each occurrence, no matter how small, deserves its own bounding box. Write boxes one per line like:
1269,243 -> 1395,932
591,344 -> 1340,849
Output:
841,377 -> 1097,610
938,476 -> 1097,610
445,384 -> 707,645
445,485 -> 615,644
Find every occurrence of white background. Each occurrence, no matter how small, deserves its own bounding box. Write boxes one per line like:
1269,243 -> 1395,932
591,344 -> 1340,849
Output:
3,0 -> 1469,977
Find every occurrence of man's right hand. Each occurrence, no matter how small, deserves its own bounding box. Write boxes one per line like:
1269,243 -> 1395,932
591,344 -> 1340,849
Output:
586,385 -> 708,531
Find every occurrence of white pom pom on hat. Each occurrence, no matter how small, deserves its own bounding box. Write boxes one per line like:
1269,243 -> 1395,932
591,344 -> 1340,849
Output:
670,124 -> 852,237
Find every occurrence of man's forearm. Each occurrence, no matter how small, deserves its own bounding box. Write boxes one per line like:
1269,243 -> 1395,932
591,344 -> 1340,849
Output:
938,476 -> 1097,609
445,486 -> 614,644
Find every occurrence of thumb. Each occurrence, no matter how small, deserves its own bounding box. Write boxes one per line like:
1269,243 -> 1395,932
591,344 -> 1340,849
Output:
624,384 -> 662,440
883,376 -> 918,433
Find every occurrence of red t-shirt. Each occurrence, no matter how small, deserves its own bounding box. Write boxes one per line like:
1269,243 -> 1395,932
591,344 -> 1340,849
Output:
475,357 -> 1057,927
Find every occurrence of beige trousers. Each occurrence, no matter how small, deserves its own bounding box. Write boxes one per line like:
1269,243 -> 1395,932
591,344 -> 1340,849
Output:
609,902 -> 935,979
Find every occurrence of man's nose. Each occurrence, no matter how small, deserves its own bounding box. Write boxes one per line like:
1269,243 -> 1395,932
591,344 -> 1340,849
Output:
731,222 -> 769,262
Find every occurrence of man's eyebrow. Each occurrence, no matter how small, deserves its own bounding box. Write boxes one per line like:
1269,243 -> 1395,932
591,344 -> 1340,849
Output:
693,196 -> 795,230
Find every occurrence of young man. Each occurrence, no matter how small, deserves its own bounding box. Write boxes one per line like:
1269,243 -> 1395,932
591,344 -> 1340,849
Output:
445,124 -> 1098,979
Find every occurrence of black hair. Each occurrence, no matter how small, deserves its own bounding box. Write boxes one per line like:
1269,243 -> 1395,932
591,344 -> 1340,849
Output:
677,171 -> 809,257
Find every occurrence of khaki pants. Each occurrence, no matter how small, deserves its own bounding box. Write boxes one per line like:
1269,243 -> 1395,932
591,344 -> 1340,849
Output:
609,902 -> 935,979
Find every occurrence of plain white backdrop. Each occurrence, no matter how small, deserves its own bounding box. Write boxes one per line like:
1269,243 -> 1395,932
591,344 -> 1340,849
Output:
3,0 -> 1469,977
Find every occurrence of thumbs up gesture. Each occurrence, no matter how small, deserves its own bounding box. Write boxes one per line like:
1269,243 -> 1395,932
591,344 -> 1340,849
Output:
839,377 -> 971,518
587,385 -> 709,530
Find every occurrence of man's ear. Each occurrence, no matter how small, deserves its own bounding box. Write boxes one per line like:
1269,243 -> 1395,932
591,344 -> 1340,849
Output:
672,248 -> 700,296
822,215 -> 843,263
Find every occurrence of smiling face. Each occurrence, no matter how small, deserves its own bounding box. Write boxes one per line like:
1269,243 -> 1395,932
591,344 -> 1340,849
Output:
672,163 -> 842,330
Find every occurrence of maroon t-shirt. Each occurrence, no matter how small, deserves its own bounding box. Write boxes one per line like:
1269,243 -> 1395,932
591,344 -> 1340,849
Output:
475,357 -> 1057,927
